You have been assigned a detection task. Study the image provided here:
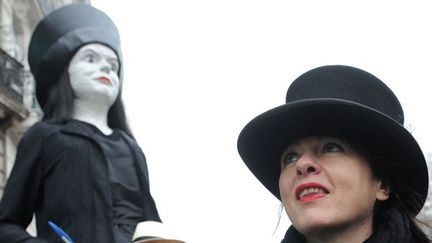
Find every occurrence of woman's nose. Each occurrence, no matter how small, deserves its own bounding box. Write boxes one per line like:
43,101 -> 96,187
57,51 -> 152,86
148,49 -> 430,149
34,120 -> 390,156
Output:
295,153 -> 321,177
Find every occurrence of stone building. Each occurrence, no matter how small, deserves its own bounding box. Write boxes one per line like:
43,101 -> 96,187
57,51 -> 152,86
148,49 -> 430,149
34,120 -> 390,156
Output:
419,153 -> 432,229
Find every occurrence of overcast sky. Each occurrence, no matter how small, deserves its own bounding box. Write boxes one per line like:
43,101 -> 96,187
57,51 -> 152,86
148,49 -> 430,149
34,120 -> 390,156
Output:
92,1 -> 431,242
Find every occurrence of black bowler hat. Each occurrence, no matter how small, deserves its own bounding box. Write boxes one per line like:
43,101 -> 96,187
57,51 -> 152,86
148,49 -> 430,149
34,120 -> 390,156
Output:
28,3 -> 122,108
237,65 -> 428,215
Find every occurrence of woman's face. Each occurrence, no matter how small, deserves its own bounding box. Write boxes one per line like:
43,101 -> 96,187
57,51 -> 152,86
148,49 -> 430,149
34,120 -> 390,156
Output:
68,43 -> 120,106
279,136 -> 389,237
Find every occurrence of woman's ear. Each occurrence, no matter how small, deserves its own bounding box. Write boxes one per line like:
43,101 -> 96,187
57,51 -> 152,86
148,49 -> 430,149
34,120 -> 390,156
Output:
376,182 -> 390,201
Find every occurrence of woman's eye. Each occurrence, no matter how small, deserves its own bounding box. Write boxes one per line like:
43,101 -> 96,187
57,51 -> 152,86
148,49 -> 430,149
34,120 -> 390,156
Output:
322,143 -> 344,153
281,152 -> 300,166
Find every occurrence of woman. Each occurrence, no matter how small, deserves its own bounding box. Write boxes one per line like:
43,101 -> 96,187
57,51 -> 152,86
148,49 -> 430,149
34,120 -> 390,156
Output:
0,4 -> 161,242
237,65 -> 430,242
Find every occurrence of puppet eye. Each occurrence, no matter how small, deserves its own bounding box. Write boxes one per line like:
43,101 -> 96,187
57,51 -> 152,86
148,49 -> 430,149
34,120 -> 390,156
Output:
85,53 -> 96,63
109,61 -> 119,73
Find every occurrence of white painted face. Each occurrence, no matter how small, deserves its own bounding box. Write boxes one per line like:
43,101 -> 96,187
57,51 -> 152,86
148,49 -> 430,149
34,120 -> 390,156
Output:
68,43 -> 120,107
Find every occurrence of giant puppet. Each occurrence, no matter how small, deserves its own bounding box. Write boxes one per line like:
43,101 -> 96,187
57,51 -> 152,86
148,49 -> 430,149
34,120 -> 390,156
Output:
0,4 -> 162,242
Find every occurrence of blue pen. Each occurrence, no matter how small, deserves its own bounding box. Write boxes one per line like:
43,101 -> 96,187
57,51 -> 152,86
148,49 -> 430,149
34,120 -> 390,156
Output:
48,221 -> 74,243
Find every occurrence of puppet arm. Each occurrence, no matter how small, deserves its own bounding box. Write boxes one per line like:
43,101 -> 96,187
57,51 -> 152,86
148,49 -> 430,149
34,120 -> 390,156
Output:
0,122 -> 49,243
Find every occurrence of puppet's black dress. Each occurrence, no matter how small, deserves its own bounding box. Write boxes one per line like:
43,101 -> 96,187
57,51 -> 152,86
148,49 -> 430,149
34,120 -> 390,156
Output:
95,126 -> 144,242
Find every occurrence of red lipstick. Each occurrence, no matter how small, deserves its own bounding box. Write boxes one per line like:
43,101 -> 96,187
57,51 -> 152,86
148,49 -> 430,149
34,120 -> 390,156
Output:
295,182 -> 329,203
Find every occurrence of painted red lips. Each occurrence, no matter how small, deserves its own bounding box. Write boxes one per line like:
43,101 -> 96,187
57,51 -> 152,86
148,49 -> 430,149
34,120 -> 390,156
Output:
95,76 -> 111,85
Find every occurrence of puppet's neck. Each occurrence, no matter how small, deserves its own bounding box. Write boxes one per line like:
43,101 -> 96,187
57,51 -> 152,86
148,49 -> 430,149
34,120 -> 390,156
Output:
71,99 -> 112,135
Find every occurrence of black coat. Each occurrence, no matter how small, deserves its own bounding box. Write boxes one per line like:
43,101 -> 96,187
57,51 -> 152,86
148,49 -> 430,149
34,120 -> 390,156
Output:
281,226 -> 305,243
281,208 -> 417,243
0,119 -> 161,243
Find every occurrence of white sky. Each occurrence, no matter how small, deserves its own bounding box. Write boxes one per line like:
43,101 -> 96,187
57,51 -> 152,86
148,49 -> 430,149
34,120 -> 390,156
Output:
92,1 -> 431,242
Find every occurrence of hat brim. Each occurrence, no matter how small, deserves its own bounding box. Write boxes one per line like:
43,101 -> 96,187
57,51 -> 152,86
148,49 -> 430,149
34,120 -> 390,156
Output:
237,98 -> 428,215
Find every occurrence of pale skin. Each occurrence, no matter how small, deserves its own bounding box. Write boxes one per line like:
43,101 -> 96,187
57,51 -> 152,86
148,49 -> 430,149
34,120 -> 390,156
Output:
68,43 -> 120,135
279,137 -> 390,243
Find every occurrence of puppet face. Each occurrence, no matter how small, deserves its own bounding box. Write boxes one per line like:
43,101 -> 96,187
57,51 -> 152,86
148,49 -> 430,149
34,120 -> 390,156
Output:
68,43 -> 120,107
278,136 -> 389,238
